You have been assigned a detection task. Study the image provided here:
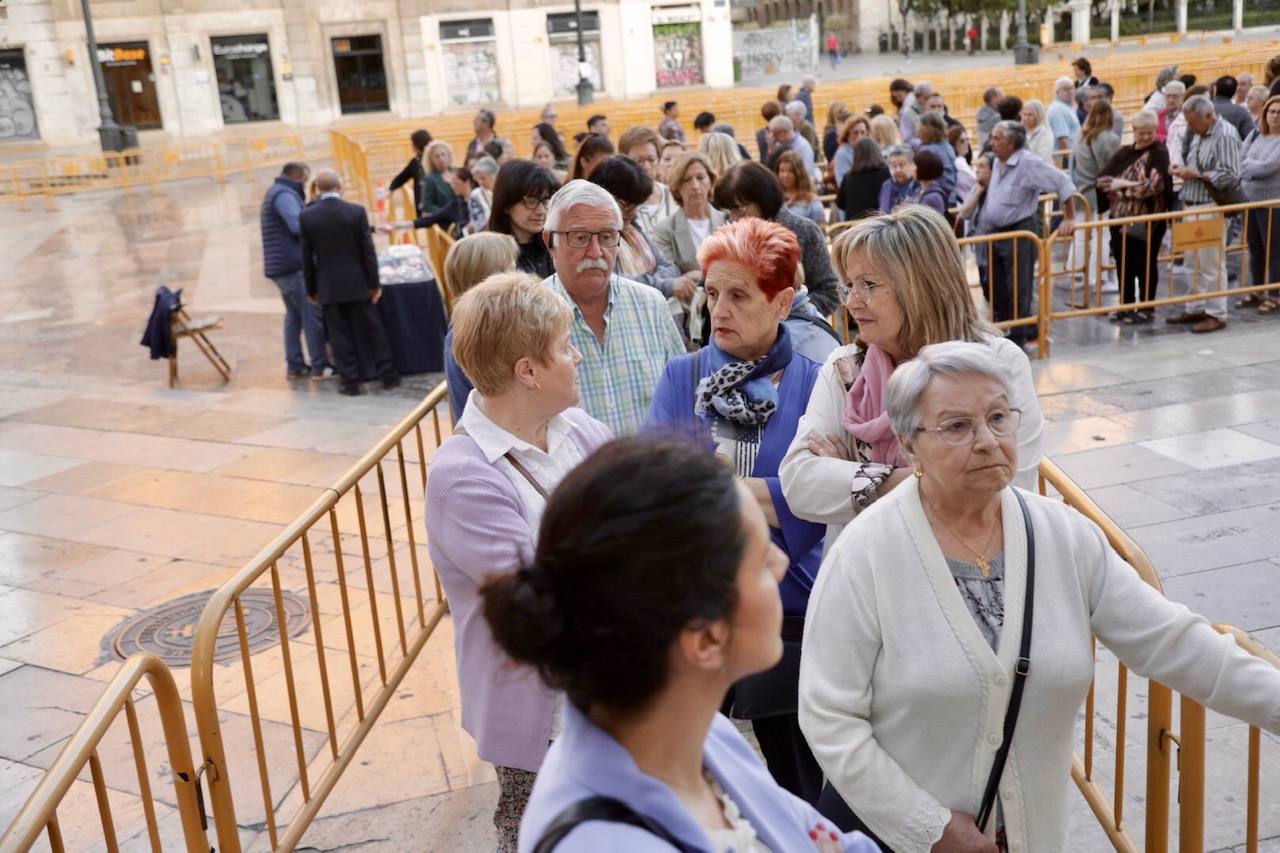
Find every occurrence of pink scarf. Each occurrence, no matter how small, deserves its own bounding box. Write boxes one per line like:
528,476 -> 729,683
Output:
841,345 -> 910,467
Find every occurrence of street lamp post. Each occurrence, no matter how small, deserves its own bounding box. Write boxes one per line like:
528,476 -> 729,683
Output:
80,0 -> 128,151
574,0 -> 595,106
1013,0 -> 1040,64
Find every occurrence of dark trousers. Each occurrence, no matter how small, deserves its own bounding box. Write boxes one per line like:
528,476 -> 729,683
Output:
751,713 -> 825,807
1247,205 -> 1280,297
1109,221 -> 1167,309
323,299 -> 396,388
988,217 -> 1040,343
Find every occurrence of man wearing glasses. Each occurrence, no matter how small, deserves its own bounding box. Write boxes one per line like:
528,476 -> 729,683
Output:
543,181 -> 685,435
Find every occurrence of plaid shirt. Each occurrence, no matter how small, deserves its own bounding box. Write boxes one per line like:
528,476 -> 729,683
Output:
1181,117 -> 1243,206
545,273 -> 685,436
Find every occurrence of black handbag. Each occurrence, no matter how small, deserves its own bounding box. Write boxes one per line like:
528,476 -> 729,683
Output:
533,796 -> 696,852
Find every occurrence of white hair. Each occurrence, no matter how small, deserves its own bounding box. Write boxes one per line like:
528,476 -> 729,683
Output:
886,341 -> 1014,438
471,155 -> 500,177
784,100 -> 807,119
769,115 -> 795,133
1055,76 -> 1074,90
1183,94 -> 1215,117
1131,109 -> 1159,129
1163,80 -> 1186,96
544,179 -> 622,233
914,80 -> 934,98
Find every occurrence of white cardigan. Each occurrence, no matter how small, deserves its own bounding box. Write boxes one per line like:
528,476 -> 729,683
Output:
779,335 -> 1044,549
798,478 -> 1280,853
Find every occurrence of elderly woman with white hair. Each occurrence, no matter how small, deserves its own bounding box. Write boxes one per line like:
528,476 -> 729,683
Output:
799,340 -> 1280,853
426,271 -> 612,851
1019,100 -> 1054,161
468,155 -> 499,233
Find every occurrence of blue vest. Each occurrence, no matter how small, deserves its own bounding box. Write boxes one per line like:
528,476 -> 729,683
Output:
260,177 -> 305,277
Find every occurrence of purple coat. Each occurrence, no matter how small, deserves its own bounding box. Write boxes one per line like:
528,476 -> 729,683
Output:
424,407 -> 613,772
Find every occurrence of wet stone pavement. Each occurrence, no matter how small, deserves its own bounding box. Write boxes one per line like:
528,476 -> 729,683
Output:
0,171 -> 1277,850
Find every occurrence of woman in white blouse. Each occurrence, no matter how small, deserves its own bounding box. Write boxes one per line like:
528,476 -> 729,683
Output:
799,341 -> 1280,853
779,205 -> 1043,549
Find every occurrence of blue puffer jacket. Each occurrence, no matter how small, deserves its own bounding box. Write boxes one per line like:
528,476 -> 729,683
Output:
261,177 -> 306,277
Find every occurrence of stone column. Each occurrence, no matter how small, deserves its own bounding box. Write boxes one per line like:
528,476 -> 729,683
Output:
999,11 -> 1009,50
1233,0 -> 1244,32
1111,0 -> 1121,43
1176,0 -> 1188,33
1070,0 -> 1091,43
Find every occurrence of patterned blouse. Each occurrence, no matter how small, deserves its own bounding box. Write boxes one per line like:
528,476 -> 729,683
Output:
945,552 -> 1006,651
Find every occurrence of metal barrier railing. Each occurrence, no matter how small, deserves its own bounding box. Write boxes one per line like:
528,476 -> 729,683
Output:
0,130 -> 331,211
0,653 -> 207,852
1039,458 -> 1280,852
190,382 -> 450,852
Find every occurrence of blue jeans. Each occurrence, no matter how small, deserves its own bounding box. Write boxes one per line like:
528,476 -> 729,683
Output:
270,271 -> 328,374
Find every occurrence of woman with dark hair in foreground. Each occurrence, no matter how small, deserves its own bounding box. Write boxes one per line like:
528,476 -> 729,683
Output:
482,439 -> 877,852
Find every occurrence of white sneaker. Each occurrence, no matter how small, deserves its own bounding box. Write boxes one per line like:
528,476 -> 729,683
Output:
311,367 -> 339,381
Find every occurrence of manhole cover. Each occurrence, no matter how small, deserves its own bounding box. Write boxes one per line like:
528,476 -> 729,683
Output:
107,589 -> 311,666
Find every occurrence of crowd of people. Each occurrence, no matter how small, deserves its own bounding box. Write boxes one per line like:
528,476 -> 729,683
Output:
256,57 -> 1280,851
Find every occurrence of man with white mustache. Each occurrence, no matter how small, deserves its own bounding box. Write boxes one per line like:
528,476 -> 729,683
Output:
543,180 -> 685,435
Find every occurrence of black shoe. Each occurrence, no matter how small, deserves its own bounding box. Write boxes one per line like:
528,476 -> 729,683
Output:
382,375 -> 402,390
339,384 -> 363,396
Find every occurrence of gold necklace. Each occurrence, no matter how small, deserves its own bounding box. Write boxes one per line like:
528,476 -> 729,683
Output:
924,496 -> 1000,577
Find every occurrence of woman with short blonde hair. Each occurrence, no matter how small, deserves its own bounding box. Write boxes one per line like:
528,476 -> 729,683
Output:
428,272 -> 609,853
1020,100 -> 1054,160
869,114 -> 901,153
619,125 -> 678,234
443,233 -> 519,417
699,131 -> 743,180
421,140 -> 456,213
780,205 -> 1044,548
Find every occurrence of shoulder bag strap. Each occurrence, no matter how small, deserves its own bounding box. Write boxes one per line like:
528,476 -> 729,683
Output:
976,489 -> 1036,832
532,796 -> 694,853
452,424 -> 551,500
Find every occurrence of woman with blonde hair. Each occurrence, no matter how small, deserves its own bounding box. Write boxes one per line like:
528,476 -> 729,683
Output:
699,131 -> 744,180
653,151 -> 728,298
869,113 -> 900,155
1020,100 -> 1054,160
779,205 -> 1044,548
426,271 -> 610,852
421,140 -> 456,214
776,149 -> 826,226
823,100 -> 852,162
442,232 -> 519,418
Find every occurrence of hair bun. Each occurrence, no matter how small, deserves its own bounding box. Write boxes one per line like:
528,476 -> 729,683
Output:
482,561 -> 568,670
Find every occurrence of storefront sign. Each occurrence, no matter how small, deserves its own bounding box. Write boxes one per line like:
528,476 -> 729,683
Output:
97,45 -> 148,66
652,5 -> 701,24
212,40 -> 269,58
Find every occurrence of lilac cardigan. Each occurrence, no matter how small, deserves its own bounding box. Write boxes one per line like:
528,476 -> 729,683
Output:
424,407 -> 613,772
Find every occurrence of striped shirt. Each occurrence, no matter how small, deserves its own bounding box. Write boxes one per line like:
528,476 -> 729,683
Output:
982,148 -> 1078,231
1181,118 -> 1243,206
545,273 -> 685,436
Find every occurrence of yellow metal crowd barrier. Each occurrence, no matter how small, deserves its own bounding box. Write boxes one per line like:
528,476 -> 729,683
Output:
1039,460 -> 1280,853
0,129 -> 330,211
0,653 -> 207,852
189,382 -> 451,851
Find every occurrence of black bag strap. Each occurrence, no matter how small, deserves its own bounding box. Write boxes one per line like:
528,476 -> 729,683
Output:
532,796 -> 695,853
976,488 -> 1036,833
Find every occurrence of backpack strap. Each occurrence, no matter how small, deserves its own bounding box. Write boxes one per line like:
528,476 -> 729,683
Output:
976,488 -> 1036,832
532,796 -> 695,852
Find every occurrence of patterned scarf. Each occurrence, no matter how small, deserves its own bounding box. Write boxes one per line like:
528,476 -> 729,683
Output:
694,324 -> 794,426
614,224 -> 657,280
842,344 -> 910,467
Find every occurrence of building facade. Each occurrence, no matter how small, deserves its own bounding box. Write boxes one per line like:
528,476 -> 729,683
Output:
736,0 -> 892,55
0,0 -> 734,146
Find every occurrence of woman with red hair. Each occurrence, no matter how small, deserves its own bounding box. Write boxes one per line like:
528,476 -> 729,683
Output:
642,216 -> 829,807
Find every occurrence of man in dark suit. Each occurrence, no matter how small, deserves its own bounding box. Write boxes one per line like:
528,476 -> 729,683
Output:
300,170 -> 400,396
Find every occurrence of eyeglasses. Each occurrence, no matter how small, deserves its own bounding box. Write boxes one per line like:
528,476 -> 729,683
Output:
917,409 -> 1023,446
521,195 -> 551,210
843,278 -> 883,303
552,229 -> 621,249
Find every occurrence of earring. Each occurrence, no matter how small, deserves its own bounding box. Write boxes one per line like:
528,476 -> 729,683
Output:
913,468 -> 923,478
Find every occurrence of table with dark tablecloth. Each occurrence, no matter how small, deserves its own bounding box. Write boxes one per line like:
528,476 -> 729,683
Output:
354,277 -> 448,379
